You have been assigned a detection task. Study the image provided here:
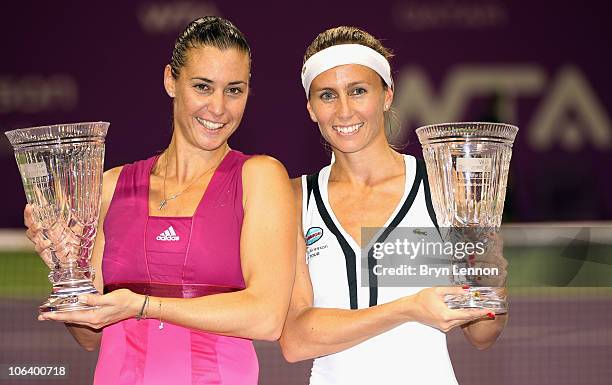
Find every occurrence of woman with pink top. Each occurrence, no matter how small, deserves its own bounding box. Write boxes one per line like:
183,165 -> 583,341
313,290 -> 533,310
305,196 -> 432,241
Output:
24,16 -> 295,385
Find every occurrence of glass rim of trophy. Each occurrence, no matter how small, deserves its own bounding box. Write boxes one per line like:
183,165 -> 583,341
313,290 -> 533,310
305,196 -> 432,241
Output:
416,121 -> 518,144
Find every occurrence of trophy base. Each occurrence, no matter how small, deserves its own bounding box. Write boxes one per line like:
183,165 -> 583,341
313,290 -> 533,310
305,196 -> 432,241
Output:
445,287 -> 508,315
39,280 -> 100,314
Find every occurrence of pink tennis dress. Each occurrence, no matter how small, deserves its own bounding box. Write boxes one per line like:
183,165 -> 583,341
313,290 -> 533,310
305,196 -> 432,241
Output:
94,150 -> 258,385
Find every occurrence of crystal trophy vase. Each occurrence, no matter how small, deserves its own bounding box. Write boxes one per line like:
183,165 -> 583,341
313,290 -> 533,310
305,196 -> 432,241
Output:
5,122 -> 109,313
416,122 -> 518,314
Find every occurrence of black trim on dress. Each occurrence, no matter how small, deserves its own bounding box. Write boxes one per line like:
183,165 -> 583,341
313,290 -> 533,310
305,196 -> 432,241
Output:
418,159 -> 440,230
367,161 -> 424,307
306,172 -> 359,310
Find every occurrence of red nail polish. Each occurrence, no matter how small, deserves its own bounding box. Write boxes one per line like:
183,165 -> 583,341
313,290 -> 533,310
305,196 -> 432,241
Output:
487,312 -> 496,320
462,284 -> 470,289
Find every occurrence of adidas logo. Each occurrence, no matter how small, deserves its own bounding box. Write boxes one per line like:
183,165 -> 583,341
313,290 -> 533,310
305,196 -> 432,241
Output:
156,226 -> 180,241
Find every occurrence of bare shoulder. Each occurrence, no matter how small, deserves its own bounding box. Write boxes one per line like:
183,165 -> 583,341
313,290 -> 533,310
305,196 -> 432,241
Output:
102,166 -> 123,190
103,166 -> 123,184
242,154 -> 288,179
241,155 -> 294,210
101,166 -> 124,205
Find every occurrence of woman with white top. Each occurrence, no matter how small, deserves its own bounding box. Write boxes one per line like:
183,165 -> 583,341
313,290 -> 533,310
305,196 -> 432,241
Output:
280,26 -> 508,385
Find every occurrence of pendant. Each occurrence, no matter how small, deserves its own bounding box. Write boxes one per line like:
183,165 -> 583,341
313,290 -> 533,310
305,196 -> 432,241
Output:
158,193 -> 180,211
159,321 -> 164,330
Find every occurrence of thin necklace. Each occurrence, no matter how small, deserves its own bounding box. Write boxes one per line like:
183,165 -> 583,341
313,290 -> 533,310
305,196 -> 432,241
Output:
158,150 -> 226,211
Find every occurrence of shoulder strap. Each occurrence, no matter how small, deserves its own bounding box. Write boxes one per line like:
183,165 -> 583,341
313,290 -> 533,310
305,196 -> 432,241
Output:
417,159 -> 440,230
307,171 -> 359,310
367,159 -> 424,307
305,173 -> 317,210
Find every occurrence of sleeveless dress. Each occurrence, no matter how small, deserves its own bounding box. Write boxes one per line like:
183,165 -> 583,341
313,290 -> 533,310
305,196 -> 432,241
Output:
302,155 -> 458,385
94,150 -> 258,385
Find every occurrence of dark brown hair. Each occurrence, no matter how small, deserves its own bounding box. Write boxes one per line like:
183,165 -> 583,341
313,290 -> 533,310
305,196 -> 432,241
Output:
170,16 -> 251,79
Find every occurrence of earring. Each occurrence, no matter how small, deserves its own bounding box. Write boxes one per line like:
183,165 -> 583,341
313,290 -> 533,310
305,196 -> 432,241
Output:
384,104 -> 389,111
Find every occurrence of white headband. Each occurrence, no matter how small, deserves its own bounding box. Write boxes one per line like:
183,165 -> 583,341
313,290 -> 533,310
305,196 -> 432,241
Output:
301,44 -> 393,98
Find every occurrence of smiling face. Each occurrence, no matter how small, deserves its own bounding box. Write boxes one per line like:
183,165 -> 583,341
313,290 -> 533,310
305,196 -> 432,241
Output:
307,64 -> 393,154
164,45 -> 250,152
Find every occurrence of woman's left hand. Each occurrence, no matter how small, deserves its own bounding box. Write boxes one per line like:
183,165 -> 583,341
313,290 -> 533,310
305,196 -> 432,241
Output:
38,289 -> 142,329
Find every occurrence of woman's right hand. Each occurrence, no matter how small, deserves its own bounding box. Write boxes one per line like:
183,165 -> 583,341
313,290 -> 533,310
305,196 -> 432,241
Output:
24,204 -> 54,269
407,286 -> 492,333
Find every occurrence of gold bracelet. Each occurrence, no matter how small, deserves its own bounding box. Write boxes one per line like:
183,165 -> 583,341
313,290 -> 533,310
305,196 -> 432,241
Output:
158,299 -> 164,330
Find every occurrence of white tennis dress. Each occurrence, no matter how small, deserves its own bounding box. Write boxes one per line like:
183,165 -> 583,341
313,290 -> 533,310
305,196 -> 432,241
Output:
301,154 -> 459,385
